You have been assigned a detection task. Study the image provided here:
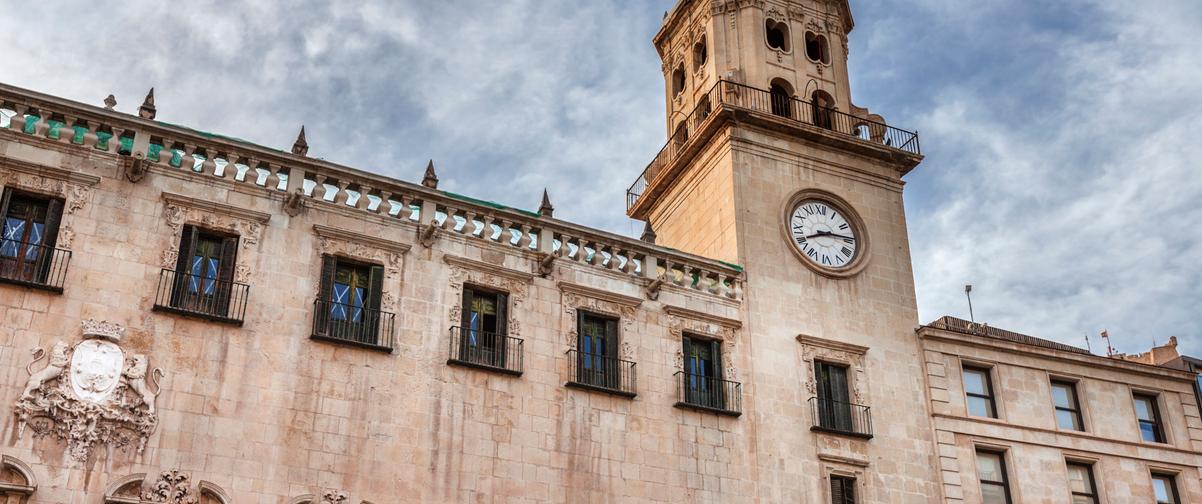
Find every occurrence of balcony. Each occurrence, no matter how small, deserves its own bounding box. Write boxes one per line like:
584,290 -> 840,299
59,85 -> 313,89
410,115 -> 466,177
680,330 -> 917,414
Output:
311,298 -> 395,351
565,349 -> 637,398
447,326 -> 524,376
809,397 -> 873,439
153,269 -> 249,325
627,80 -> 921,217
0,242 -> 70,292
673,371 -> 742,416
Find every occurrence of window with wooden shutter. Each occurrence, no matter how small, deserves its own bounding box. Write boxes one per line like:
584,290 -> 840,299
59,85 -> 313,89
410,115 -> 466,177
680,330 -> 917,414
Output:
459,285 -> 510,368
169,225 -> 238,317
314,255 -> 387,346
830,475 -> 855,504
0,188 -> 66,287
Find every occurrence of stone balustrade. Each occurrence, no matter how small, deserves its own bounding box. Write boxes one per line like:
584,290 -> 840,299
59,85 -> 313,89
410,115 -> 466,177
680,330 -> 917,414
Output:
0,82 -> 743,301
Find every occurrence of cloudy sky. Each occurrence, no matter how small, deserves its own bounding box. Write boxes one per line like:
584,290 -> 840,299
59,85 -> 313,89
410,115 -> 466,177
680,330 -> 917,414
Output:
3,0 -> 1199,355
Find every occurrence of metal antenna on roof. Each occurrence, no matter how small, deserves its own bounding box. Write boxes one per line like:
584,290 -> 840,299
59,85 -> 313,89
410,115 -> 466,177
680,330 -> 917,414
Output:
1083,333 -> 1092,353
964,284 -> 975,324
1100,330 -> 1115,357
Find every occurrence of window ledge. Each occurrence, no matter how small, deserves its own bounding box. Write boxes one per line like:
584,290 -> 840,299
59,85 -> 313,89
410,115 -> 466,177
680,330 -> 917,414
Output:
673,401 -> 742,417
0,277 -> 64,294
810,426 -> 874,440
446,358 -> 522,377
565,381 -> 636,399
310,333 -> 394,353
153,304 -> 243,326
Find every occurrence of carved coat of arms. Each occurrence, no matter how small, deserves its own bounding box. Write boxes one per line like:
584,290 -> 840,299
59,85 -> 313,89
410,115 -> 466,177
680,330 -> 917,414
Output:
13,319 -> 163,462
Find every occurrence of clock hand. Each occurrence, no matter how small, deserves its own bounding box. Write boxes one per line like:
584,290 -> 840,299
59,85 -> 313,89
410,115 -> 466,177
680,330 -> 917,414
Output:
803,231 -> 856,241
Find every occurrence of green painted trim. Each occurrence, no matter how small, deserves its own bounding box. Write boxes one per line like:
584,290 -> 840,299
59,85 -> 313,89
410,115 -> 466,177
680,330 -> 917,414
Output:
442,191 -> 541,218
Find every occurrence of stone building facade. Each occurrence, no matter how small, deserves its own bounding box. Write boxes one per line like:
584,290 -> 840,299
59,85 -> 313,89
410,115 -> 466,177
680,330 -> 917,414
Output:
0,0 -> 1197,503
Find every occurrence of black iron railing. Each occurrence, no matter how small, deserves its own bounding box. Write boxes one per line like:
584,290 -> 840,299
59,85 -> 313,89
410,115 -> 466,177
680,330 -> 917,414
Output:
809,397 -> 873,439
566,349 -> 637,397
628,80 -> 921,211
448,326 -> 524,375
153,269 -> 249,324
0,241 -> 70,292
311,298 -> 395,350
674,371 -> 742,416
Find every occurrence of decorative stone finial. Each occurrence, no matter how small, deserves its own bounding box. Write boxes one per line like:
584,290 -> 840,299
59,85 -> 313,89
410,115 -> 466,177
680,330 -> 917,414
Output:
292,125 -> 309,156
103,94 -> 117,110
640,222 -> 657,244
81,319 -> 125,342
422,160 -> 439,189
138,88 -> 156,120
538,189 -> 554,218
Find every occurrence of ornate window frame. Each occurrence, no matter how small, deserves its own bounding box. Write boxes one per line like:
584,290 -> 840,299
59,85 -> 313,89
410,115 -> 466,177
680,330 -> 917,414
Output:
0,455 -> 37,501
0,159 -> 99,250
797,333 -> 869,407
819,456 -> 873,503
160,192 -> 271,285
443,255 -> 533,339
312,224 -> 410,314
558,282 -> 643,362
664,305 -> 742,382
103,470 -> 230,504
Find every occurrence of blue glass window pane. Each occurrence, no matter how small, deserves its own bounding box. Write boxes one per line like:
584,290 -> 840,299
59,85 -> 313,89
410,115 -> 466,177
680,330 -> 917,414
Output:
2,218 -> 24,257
330,283 -> 350,320
203,258 -> 218,295
24,223 -> 43,260
352,286 -> 364,322
188,256 -> 204,293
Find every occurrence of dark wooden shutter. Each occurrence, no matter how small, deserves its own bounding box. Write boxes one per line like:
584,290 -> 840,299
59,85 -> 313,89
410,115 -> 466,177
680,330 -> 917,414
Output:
576,310 -> 585,351
496,291 -> 509,368
315,255 -> 337,336
171,225 -> 198,306
41,198 -> 63,249
0,188 -> 12,221
214,236 -> 238,317
366,264 -> 385,345
605,318 -> 619,357
830,477 -> 844,504
35,197 -> 64,283
461,286 -> 474,330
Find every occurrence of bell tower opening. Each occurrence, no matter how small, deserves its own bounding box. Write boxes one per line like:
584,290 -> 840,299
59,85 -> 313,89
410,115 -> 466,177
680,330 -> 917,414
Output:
770,79 -> 795,119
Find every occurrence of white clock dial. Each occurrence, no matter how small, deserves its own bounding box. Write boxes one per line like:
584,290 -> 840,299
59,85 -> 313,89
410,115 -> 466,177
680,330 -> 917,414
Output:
789,200 -> 858,268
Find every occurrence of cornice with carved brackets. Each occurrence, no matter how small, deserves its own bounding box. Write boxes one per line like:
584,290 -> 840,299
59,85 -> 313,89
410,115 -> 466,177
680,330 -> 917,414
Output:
161,192 -> 271,224
313,224 -> 411,255
662,305 -> 742,329
443,255 -> 534,283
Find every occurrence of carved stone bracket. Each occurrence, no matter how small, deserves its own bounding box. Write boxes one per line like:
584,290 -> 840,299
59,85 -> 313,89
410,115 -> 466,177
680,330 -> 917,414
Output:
14,320 -> 162,464
0,159 -> 100,250
444,255 -> 533,338
286,488 -> 370,504
314,224 -> 410,313
663,305 -> 741,381
558,282 -> 643,361
797,334 -> 869,406
160,192 -> 271,284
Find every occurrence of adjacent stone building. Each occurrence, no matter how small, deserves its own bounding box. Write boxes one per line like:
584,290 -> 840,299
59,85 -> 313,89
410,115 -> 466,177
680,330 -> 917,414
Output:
0,0 -> 1197,503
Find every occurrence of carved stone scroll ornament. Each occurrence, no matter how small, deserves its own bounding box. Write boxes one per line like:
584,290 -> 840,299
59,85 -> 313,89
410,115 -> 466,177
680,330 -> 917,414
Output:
14,320 -> 163,463
140,471 -> 198,504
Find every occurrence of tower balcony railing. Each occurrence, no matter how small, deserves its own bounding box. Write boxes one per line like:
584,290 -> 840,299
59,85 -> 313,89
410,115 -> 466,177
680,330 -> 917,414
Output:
0,242 -> 70,292
565,349 -> 637,397
808,397 -> 874,439
673,371 -> 742,416
153,268 -> 249,325
627,80 -> 921,212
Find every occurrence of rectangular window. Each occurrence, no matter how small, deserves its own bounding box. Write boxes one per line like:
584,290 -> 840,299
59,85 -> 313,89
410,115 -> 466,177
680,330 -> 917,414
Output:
1134,393 -> 1165,443
963,366 -> 997,418
169,225 -> 238,316
315,255 -> 385,346
976,450 -> 1012,504
1052,380 -> 1084,431
458,285 -> 509,368
576,311 -> 619,389
0,188 -> 63,285
1066,462 -> 1098,504
682,335 -> 724,410
830,475 -> 856,504
816,361 -> 853,432
1152,473 -> 1180,504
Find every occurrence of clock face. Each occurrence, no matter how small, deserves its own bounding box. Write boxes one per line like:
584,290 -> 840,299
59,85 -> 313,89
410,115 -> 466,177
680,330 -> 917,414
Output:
789,199 -> 859,268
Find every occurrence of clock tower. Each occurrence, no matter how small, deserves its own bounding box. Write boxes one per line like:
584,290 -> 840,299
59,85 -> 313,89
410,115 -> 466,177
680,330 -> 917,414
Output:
628,0 -> 938,501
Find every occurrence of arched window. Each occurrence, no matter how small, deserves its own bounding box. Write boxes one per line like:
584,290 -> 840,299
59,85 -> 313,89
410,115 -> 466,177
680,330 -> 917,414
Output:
673,121 -> 689,147
805,32 -> 831,64
671,64 -> 686,97
693,36 -> 708,72
811,90 -> 835,130
770,79 -> 794,119
765,19 -> 790,52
